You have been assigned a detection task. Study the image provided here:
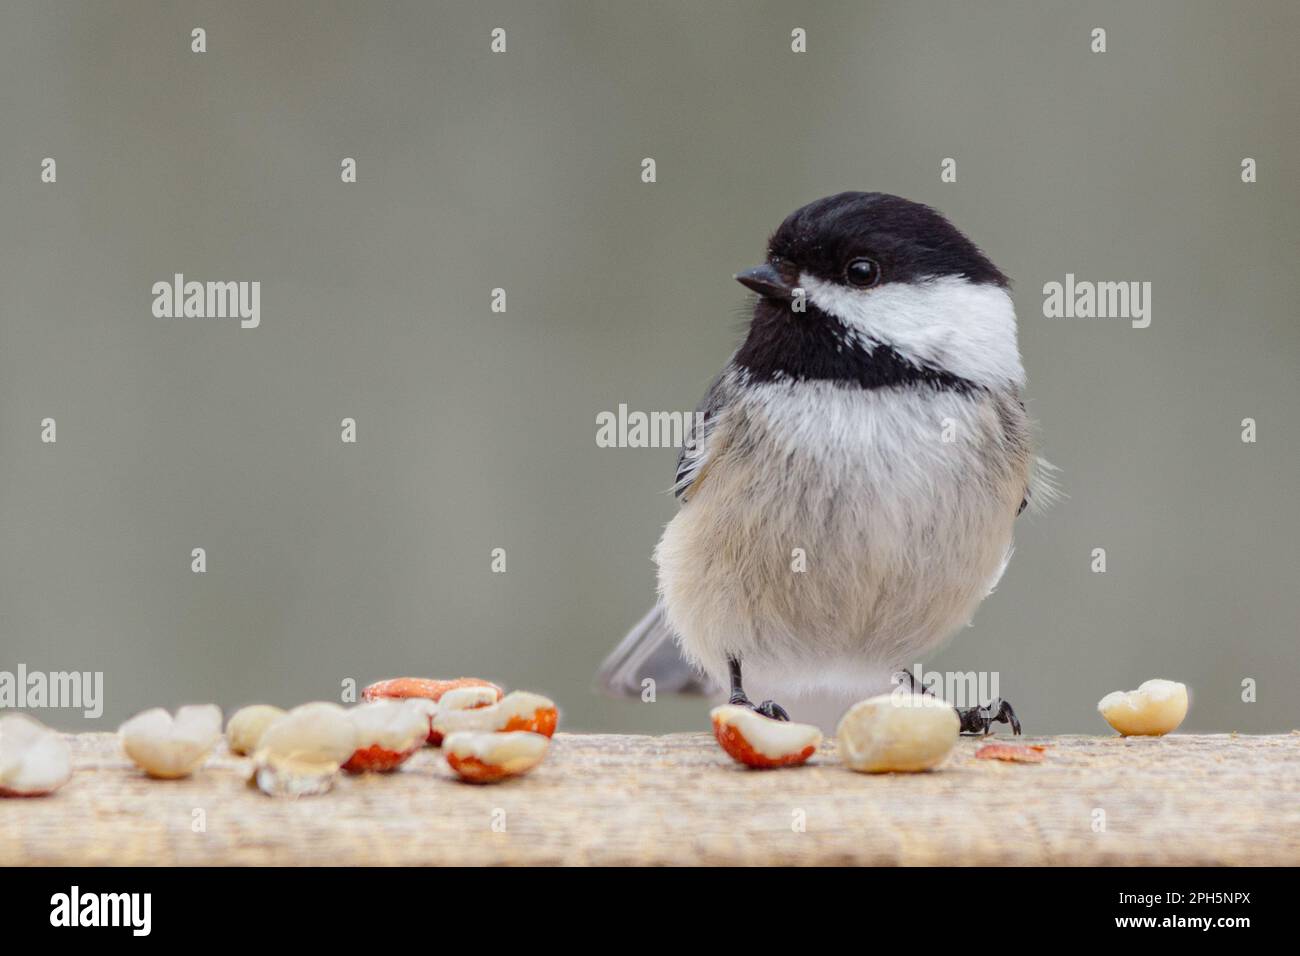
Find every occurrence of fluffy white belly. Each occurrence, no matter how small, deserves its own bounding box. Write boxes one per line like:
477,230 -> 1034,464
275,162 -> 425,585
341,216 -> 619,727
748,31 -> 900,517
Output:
656,380 -> 1029,704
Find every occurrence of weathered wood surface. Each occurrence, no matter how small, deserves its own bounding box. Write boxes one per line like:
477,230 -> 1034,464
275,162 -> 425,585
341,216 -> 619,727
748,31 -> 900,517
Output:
3,732 -> 1298,866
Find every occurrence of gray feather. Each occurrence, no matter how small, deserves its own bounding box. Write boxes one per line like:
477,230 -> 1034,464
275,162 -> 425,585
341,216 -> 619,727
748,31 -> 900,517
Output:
672,367 -> 733,501
594,604 -> 716,697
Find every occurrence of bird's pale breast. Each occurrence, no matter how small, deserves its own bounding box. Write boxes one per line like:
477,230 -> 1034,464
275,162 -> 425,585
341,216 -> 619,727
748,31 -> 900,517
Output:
655,380 -> 1030,701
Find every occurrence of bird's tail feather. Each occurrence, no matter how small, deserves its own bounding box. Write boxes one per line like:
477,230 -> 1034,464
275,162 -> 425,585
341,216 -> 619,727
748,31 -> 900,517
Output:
594,603 -> 715,697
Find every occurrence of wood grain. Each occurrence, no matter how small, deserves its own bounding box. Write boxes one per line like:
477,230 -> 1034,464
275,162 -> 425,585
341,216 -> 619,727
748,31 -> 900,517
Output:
3,732 -> 1298,865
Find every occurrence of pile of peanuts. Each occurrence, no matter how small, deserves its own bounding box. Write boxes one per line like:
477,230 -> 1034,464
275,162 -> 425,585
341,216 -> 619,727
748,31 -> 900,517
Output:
0,675 -> 1189,795
710,676 -> 1190,773
0,677 -> 558,798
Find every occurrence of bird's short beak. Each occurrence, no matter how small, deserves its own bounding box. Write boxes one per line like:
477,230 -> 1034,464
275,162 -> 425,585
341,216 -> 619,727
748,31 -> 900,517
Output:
735,263 -> 796,300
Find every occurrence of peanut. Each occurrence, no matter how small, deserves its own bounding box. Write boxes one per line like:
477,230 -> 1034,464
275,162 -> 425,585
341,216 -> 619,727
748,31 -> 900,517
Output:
342,699 -> 430,773
119,704 -> 222,779
0,713 -> 72,796
836,693 -> 959,773
710,705 -> 821,768
225,704 -> 286,756
442,731 -> 549,783
252,702 -> 357,797
1097,679 -> 1188,736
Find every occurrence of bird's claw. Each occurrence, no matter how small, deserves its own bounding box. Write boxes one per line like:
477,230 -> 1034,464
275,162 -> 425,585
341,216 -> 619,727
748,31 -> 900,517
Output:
728,694 -> 790,722
955,698 -> 1021,736
756,700 -> 789,721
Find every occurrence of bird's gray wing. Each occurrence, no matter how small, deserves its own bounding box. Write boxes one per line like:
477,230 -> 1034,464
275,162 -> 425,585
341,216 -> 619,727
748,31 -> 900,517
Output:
1001,393 -> 1058,517
594,603 -> 715,697
672,366 -> 734,502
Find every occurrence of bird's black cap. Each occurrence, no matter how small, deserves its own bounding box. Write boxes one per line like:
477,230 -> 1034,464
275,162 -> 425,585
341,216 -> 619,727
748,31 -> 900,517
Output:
765,191 -> 1009,289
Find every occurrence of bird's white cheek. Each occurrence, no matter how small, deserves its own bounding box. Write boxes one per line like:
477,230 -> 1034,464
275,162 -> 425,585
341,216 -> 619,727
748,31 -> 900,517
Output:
801,275 -> 1025,389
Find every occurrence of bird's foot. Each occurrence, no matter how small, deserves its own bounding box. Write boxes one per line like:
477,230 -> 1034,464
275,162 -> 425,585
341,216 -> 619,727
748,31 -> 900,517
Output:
728,693 -> 790,721
955,698 -> 1021,736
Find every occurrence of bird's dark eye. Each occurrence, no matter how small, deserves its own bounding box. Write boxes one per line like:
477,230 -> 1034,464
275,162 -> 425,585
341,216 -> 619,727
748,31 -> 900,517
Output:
845,257 -> 881,288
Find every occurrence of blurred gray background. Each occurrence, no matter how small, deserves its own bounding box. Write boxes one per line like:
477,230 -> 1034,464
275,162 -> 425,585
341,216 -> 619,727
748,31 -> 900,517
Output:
2,1 -> 1296,734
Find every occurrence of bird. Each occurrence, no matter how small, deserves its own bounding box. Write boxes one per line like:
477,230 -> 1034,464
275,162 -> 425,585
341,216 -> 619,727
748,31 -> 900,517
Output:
596,192 -> 1052,733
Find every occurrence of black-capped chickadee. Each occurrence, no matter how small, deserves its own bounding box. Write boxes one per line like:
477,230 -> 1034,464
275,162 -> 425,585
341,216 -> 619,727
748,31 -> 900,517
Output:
597,192 -> 1050,732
